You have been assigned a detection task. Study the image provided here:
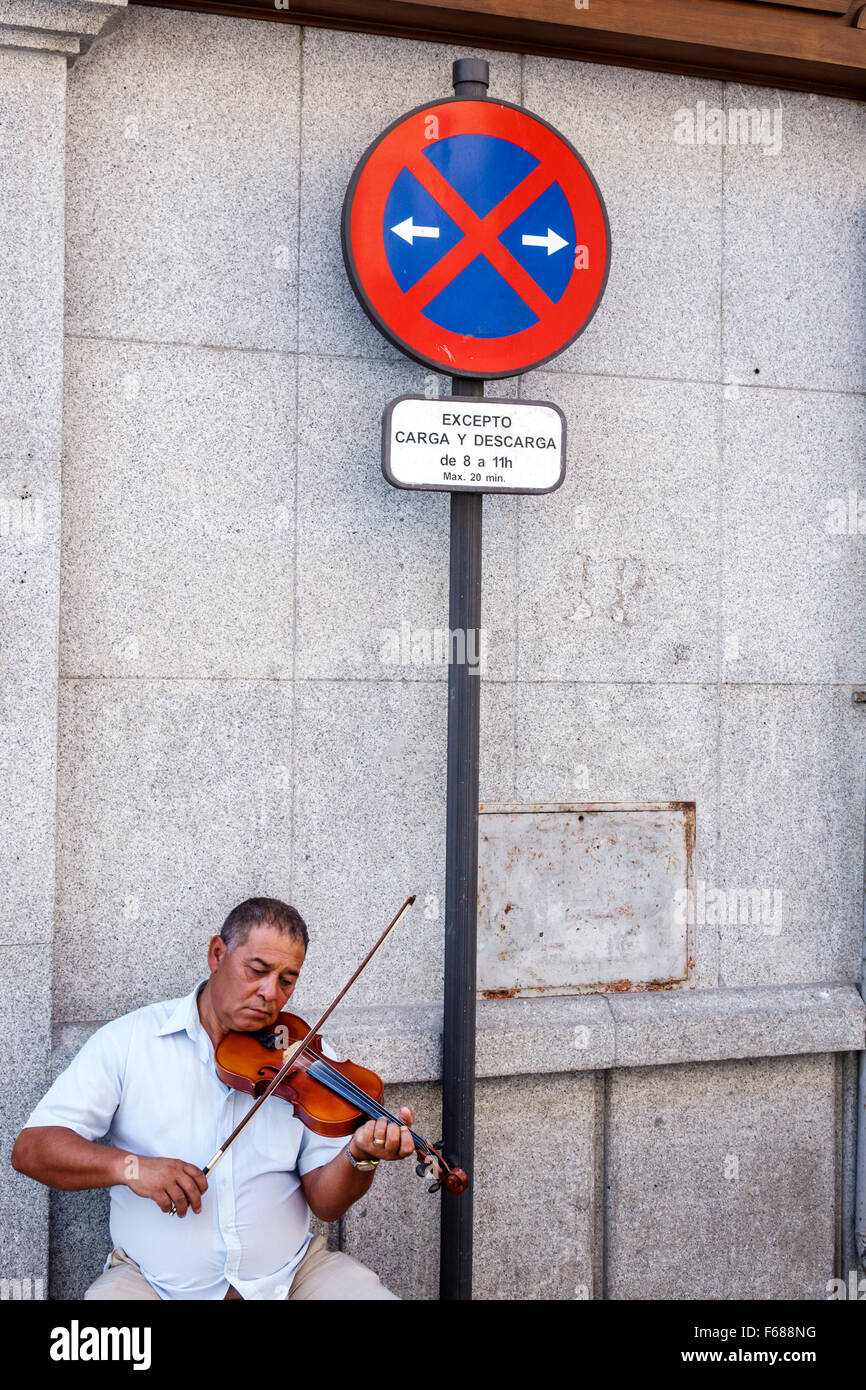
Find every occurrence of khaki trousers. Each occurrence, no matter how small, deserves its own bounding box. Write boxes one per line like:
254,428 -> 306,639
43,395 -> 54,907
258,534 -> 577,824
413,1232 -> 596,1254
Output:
83,1236 -> 399,1301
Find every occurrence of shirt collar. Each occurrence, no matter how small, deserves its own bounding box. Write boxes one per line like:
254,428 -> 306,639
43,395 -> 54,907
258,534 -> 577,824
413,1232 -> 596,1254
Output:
156,979 -> 211,1059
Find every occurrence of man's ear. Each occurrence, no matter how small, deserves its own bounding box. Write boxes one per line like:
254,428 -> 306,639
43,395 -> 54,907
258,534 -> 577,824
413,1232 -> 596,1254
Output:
207,935 -> 228,974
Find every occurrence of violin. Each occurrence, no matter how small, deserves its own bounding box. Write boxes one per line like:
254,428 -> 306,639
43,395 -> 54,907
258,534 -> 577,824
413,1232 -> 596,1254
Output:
168,895 -> 468,1213
215,1011 -> 468,1195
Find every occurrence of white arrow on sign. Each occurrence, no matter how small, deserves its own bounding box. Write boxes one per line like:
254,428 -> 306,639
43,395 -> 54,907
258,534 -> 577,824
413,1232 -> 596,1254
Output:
521,227 -> 569,256
391,217 -> 440,245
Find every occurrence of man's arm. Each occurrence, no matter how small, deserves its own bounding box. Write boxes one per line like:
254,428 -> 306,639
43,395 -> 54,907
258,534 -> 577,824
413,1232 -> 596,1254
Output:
300,1108 -> 416,1223
11,1014 -> 208,1217
11,1126 -> 208,1216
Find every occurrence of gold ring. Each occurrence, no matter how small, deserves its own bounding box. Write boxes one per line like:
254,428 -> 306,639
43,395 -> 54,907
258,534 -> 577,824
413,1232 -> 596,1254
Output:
374,1138 -> 385,1145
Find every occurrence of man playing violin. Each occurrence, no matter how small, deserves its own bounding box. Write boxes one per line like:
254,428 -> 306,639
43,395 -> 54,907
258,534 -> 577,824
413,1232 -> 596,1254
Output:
11,898 -> 417,1300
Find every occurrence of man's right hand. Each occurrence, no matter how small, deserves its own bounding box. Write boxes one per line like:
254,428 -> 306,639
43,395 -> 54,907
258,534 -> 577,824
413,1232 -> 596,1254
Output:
11,1127 -> 209,1215
123,1155 -> 208,1216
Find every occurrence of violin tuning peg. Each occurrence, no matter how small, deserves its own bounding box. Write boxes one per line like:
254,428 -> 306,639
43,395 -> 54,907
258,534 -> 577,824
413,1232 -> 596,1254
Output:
415,1162 -> 428,1178
426,1180 -> 442,1194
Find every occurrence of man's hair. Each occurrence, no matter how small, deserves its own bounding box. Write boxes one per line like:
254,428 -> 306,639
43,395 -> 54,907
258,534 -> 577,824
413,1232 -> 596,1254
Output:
219,898 -> 309,952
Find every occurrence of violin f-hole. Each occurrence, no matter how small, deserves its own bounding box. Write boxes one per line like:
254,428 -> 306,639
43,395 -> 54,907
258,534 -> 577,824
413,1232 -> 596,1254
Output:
257,1064 -> 298,1082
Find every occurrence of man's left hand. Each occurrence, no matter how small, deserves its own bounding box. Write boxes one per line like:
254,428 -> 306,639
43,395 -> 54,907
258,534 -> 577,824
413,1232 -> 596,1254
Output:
348,1107 -> 415,1163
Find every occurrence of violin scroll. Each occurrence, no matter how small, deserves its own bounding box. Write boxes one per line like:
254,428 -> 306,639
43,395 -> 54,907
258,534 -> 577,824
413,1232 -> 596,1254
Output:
414,1142 -> 469,1196
442,1167 -> 469,1195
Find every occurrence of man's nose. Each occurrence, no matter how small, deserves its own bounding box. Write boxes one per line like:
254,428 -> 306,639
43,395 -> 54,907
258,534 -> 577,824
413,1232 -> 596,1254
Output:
256,974 -> 280,1001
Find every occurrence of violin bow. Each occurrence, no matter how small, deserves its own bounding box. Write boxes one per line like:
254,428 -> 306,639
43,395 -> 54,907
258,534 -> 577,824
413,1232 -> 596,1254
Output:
169,894 -> 418,1214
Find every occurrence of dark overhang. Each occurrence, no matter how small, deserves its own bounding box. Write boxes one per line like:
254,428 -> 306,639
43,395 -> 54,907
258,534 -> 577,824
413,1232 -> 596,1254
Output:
132,0 -> 866,100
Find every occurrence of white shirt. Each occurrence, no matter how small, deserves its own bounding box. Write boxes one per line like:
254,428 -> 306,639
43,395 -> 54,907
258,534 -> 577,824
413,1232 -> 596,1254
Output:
23,981 -> 348,1300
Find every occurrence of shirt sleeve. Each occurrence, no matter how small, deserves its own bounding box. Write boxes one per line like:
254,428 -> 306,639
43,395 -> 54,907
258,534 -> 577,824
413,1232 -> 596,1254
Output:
296,1127 -> 351,1177
22,1015 -> 132,1143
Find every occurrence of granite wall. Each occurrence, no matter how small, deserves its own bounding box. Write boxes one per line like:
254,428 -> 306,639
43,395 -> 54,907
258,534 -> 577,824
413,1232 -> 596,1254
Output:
1,2 -> 864,1299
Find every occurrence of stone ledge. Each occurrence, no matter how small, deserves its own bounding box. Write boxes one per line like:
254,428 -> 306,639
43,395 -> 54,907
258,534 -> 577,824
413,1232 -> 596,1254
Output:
0,1 -> 127,57
327,984 -> 865,1081
0,26 -> 80,55
607,983 -> 865,1068
53,984 -> 865,1085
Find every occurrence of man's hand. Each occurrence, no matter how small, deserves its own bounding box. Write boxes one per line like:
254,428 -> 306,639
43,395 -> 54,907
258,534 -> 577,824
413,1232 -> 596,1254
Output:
348,1107 -> 416,1164
124,1155 -> 208,1216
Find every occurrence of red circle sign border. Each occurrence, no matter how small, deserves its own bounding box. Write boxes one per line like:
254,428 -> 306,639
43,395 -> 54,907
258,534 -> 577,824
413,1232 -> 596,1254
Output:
342,97 -> 611,379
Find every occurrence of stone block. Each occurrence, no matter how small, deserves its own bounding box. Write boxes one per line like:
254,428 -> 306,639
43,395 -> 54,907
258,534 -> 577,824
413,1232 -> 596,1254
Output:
295,355 -> 517,684
472,1071 -> 600,1300
291,679 -> 446,1010
0,46 -> 65,460
65,7 -> 301,351
61,338 -> 296,679
49,1188 -> 110,1300
721,387 -> 866,683
324,1005 -> 444,1086
606,1053 -> 838,1299
54,678 -> 294,1020
718,686 -> 865,987
0,945 -> 51,1292
476,993 -> 615,1076
516,372 -> 720,684
723,87 -> 866,394
0,2 -> 126,44
523,60 -> 723,382
609,983 -> 865,1068
0,456 -> 60,944
290,677 -> 511,1011
480,681 -> 515,801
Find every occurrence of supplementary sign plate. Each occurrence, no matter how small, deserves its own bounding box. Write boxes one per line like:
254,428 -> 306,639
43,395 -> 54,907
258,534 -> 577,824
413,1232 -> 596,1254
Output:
382,395 -> 565,494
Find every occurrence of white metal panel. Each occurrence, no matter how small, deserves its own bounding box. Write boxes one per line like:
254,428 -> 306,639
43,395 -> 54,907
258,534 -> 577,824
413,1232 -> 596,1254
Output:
477,802 -> 695,996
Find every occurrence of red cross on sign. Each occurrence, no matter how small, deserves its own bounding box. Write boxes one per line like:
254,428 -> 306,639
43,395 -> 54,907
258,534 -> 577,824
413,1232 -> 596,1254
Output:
342,99 -> 610,378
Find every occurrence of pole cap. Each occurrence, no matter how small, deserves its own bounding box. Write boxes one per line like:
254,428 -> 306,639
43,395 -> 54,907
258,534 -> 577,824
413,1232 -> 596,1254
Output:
452,59 -> 490,92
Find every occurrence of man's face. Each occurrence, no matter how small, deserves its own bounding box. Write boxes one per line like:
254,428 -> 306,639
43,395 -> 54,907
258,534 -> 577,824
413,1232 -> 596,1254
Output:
206,924 -> 306,1033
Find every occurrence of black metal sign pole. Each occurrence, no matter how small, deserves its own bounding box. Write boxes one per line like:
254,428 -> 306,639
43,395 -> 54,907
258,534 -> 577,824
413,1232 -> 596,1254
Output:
440,56 -> 488,1304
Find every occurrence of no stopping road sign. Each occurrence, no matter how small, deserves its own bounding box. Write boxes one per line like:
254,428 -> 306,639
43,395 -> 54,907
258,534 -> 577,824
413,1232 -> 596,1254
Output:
342,97 -> 610,379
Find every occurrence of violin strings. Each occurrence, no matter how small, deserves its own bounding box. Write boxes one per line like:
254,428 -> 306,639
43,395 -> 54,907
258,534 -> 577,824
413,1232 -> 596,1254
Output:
303,1055 -> 441,1167
305,1057 -> 426,1146
300,1057 -> 401,1128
